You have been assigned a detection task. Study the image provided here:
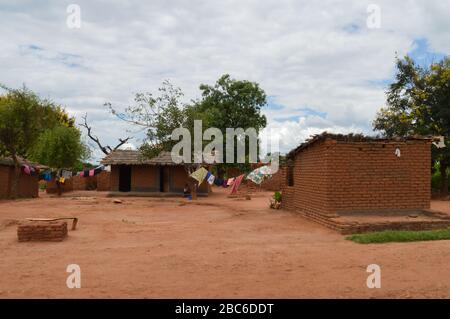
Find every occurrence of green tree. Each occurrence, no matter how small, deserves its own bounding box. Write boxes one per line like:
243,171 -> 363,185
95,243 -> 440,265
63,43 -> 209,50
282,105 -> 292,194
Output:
30,125 -> 89,195
193,74 -> 267,176
108,75 -> 268,177
0,85 -> 78,198
107,80 -> 204,159
373,55 -> 450,195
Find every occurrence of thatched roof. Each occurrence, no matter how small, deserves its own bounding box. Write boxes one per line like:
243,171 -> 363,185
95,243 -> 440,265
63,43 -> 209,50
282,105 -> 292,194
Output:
287,132 -> 433,159
0,156 -> 48,169
101,150 -> 184,166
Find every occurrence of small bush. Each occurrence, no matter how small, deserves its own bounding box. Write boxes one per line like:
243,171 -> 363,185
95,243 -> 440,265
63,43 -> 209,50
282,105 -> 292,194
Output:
273,191 -> 282,203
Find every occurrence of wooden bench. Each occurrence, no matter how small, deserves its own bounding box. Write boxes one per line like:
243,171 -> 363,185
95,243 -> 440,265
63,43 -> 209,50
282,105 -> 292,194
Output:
25,217 -> 78,230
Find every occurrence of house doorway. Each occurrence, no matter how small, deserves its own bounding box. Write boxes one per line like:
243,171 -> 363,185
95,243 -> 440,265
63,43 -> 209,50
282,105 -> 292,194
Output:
119,165 -> 131,192
159,166 -> 170,192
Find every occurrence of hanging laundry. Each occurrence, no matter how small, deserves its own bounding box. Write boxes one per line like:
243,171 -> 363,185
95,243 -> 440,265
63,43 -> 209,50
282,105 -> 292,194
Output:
43,171 -> 52,181
22,165 -> 31,176
88,169 -> 95,177
62,170 -> 72,180
258,165 -> 274,175
227,177 -> 235,186
206,172 -> 215,185
214,177 -> 223,186
190,167 -> 208,185
246,166 -> 270,184
59,176 -> 65,184
230,174 -> 245,195
83,170 -> 89,177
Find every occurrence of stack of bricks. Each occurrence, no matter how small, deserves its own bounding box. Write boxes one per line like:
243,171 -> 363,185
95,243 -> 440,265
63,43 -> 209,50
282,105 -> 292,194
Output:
17,221 -> 68,242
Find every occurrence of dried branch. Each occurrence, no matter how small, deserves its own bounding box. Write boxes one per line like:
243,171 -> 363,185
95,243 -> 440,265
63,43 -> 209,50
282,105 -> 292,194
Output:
80,113 -> 132,155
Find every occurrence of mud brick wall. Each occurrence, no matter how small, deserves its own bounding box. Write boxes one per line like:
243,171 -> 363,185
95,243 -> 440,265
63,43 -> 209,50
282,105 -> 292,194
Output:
281,138 -> 431,215
0,165 -> 11,198
132,165 -> 159,191
97,171 -> 111,191
328,140 -> 431,213
110,165 -> 120,191
0,165 -> 39,199
17,221 -> 68,242
72,175 -> 97,190
261,168 -> 283,191
46,178 -> 73,194
281,140 -> 331,215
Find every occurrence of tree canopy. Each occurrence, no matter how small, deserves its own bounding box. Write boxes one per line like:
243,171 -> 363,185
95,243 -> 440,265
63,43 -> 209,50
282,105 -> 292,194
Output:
0,85 -> 87,198
373,55 -> 450,194
0,85 -> 76,160
30,125 -> 89,169
108,75 -> 267,174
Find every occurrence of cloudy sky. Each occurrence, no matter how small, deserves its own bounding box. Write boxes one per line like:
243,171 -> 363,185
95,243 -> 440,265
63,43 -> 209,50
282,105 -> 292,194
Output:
1,0 -> 448,162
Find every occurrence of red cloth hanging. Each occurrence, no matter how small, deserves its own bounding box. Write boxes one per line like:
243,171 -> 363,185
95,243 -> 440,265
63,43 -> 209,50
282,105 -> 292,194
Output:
230,174 -> 245,195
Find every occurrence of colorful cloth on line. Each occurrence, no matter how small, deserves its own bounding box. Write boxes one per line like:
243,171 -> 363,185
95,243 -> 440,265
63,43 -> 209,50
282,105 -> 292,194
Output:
62,170 -> 72,180
43,171 -> 52,181
230,174 -> 245,195
206,172 -> 215,185
246,165 -> 273,185
190,167 -> 209,185
226,177 -> 235,186
258,165 -> 275,175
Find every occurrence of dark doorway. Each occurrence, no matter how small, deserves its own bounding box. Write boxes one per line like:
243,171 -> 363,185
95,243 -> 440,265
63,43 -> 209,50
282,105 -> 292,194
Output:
119,165 -> 132,192
159,167 -> 170,192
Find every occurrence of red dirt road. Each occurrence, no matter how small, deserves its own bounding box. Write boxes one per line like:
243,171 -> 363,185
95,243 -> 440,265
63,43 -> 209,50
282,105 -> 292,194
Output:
1,188 -> 450,298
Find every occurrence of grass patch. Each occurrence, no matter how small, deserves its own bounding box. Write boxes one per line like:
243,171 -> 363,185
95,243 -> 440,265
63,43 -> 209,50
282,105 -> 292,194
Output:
346,228 -> 450,244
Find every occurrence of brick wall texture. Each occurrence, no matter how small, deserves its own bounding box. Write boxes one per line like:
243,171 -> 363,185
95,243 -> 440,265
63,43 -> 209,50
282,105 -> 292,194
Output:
96,171 -> 110,191
46,178 -> 74,194
0,165 -> 39,199
17,221 -> 68,242
281,138 -> 431,215
71,175 -> 97,190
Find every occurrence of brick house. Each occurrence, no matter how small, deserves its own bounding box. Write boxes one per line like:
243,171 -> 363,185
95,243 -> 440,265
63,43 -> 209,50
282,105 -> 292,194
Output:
101,150 -> 209,195
0,157 -> 46,199
281,133 -> 432,215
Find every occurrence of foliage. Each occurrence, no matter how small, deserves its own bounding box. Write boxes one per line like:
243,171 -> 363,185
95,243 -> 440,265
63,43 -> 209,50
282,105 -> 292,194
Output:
346,229 -> 450,244
107,80 -> 201,159
0,85 -> 81,198
0,84 -> 76,159
431,162 -> 450,191
373,55 -> 450,194
29,125 -> 89,169
194,74 -> 267,133
270,191 -> 282,209
108,75 -> 268,174
273,191 -> 282,203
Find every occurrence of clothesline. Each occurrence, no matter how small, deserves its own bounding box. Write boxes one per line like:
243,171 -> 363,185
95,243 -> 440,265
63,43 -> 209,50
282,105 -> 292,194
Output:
38,165 -> 111,183
189,165 -> 275,195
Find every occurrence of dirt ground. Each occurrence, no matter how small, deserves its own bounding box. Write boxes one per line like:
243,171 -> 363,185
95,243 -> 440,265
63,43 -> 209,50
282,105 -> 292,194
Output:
1,187 -> 450,299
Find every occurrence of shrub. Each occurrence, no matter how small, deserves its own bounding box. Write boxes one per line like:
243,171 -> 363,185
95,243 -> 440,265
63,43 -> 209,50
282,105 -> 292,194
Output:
273,191 -> 282,203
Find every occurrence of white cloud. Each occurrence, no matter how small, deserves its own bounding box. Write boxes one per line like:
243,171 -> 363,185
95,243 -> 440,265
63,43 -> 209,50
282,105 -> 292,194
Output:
0,0 -> 448,161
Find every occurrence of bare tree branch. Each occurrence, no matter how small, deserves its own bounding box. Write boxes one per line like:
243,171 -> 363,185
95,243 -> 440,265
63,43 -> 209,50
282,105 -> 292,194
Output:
80,113 -> 132,155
